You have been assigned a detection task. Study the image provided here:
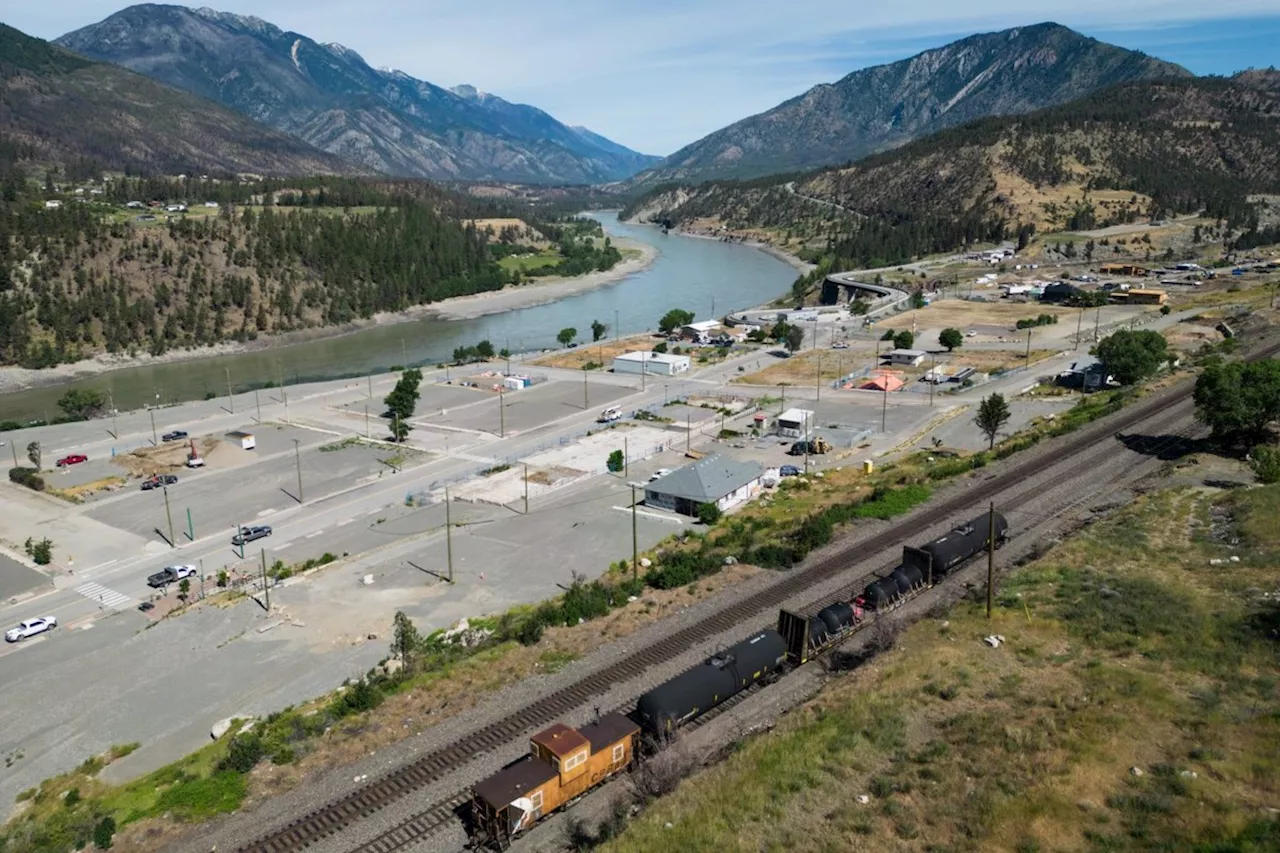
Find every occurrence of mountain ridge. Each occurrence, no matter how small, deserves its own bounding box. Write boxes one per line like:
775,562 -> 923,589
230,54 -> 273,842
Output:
632,22 -> 1191,187
56,4 -> 660,184
0,22 -> 359,177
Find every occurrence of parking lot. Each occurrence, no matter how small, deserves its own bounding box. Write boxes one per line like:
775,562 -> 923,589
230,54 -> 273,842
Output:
85,429 -> 396,543
420,378 -> 632,435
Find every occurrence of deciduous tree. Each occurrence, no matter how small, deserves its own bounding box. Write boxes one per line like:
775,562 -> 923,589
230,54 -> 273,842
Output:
557,327 -> 578,347
658,309 -> 694,334
784,325 -> 805,354
975,393 -> 1011,450
1095,330 -> 1168,385
591,320 -> 608,342
1194,358 -> 1280,444
893,330 -> 915,350
939,328 -> 963,351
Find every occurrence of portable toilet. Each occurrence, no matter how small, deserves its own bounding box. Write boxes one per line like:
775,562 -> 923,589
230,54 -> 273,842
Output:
863,460 -> 874,474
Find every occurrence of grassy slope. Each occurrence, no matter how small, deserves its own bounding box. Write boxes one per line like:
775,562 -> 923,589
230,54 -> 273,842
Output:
603,483 -> 1280,853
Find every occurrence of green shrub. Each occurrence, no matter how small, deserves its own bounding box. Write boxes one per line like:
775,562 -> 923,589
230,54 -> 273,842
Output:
696,502 -> 722,525
8,466 -> 46,492
217,732 -> 264,774
93,816 -> 115,850
151,771 -> 248,820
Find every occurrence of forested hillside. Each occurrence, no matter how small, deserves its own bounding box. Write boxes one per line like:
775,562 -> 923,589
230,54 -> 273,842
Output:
0,167 -> 619,368
624,75 -> 1280,275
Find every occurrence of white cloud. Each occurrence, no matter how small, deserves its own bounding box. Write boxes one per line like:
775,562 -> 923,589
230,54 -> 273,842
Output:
14,0 -> 1280,154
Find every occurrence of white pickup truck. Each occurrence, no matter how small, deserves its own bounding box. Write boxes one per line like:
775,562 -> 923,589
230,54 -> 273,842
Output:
5,616 -> 57,642
597,407 -> 622,423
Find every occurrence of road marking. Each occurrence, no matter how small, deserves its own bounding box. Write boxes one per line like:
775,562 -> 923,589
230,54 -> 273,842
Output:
73,582 -> 134,610
257,508 -> 277,518
275,541 -> 294,550
86,559 -> 119,572
337,518 -> 354,526
305,531 -> 323,539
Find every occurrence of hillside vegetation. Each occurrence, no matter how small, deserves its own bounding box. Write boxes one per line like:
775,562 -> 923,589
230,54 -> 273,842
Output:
602,484 -> 1280,853
0,169 -> 623,368
0,23 -> 356,178
625,75 -> 1280,276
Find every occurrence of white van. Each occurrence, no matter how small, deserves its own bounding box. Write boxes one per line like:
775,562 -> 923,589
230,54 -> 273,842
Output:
597,407 -> 622,423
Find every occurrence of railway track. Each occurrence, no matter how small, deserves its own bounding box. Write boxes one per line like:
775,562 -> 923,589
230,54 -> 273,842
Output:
234,336 -> 1279,853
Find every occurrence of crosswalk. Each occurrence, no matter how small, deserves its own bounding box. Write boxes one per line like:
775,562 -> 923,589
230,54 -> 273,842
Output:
74,582 -> 134,610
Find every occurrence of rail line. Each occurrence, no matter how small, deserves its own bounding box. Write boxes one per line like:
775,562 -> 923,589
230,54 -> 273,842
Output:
234,336 -> 1279,853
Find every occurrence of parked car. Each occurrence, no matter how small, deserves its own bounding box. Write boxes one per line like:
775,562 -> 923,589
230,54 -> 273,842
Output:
779,465 -> 801,477
161,430 -> 189,442
147,565 -> 197,587
649,468 -> 673,481
56,454 -> 87,467
231,525 -> 272,546
831,341 -> 849,349
141,474 -> 179,491
5,616 -> 57,642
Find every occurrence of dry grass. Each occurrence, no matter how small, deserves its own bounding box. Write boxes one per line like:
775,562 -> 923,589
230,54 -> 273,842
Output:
466,218 -> 549,247
734,349 -> 872,386
529,335 -> 658,370
110,438 -> 219,477
880,300 -> 1078,332
51,475 -> 128,501
602,483 -> 1280,853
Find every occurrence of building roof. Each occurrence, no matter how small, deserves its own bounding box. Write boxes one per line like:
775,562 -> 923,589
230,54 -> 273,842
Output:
885,349 -> 927,358
531,723 -> 589,758
472,754 -> 556,810
683,320 -> 720,332
862,374 -> 905,392
613,351 -> 689,365
579,712 -> 640,753
645,454 -> 764,503
778,408 -> 813,424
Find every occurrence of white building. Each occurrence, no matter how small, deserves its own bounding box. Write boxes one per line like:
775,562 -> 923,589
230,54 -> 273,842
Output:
680,320 -> 721,340
612,351 -> 691,376
884,349 -> 927,367
644,454 -> 764,516
777,408 -> 814,438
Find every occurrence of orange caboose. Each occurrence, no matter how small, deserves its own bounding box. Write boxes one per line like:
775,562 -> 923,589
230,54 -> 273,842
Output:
471,713 -> 640,849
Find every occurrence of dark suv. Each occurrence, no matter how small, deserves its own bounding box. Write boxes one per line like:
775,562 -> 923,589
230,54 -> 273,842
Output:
231,525 -> 273,546
161,430 -> 189,442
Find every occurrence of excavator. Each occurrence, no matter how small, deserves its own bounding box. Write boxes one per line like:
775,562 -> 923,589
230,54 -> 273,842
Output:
788,437 -> 831,456
185,438 -> 205,468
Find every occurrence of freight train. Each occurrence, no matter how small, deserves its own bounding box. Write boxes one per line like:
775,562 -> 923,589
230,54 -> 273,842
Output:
469,510 -> 1007,848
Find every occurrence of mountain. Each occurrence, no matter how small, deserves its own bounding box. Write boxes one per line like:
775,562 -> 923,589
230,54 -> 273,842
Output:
0,22 -> 358,176
57,5 -> 659,184
633,22 -> 1191,186
625,74 -> 1280,273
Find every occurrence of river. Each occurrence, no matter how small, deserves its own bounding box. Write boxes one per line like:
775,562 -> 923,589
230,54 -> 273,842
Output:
0,212 -> 796,421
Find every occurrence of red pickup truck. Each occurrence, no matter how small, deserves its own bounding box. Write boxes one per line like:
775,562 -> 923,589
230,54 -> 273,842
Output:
56,454 -> 88,467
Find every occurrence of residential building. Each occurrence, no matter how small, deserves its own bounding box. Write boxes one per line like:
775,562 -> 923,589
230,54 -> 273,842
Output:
612,351 -> 690,376
644,454 -> 765,516
1124,288 -> 1168,305
680,320 -> 720,340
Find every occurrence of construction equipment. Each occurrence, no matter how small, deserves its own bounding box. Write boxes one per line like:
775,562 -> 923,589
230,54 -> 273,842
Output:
788,438 -> 831,456
186,438 -> 204,468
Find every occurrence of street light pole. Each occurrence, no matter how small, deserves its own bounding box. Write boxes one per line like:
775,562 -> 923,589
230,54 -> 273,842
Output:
624,436 -> 629,478
1075,306 -> 1084,351
986,501 -> 996,619
255,389 -> 261,424
1025,329 -> 1032,364
225,367 -> 234,413
881,383 -> 888,433
445,486 -> 453,584
292,438 -> 303,503
109,390 -> 117,439
630,485 -> 638,584
365,404 -> 370,438
816,353 -> 822,404
583,368 -> 589,409
149,408 -> 158,446
499,388 -> 505,437
523,463 -> 529,514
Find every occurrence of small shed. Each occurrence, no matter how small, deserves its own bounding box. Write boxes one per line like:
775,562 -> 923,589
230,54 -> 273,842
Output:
777,408 -> 814,438
226,430 -> 256,450
612,351 -> 691,376
1125,288 -> 1168,305
883,349 -> 926,367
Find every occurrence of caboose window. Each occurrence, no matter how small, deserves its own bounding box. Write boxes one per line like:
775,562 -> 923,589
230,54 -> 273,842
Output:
612,743 -> 625,763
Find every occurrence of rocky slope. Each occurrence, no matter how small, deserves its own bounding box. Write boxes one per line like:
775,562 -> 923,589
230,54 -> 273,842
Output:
0,22 -> 358,177
56,4 -> 659,184
625,74 -> 1280,268
633,22 -> 1190,186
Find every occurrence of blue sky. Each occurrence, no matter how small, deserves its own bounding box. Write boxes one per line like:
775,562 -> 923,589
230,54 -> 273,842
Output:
10,1 -> 1280,156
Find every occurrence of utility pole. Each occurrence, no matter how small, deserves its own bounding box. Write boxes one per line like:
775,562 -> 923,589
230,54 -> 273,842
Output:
499,388 -> 505,438
187,507 -> 194,542
1025,329 -> 1032,364
641,357 -> 646,391
445,486 -> 453,584
815,353 -> 822,404
986,501 -> 996,619
365,404 -> 371,438
163,485 -> 175,548
109,390 -> 117,439
284,392 -> 290,425
630,484 -> 638,584
929,354 -> 935,407
1075,306 -> 1084,351
10,442 -> 18,469
150,408 -> 158,446
881,382 -> 888,433
255,390 -> 261,424
368,374 -> 373,398
523,463 -> 529,514
583,369 -> 589,409
506,336 -> 511,374
1094,305 -> 1102,342
780,384 -> 785,414
260,548 -> 270,611
225,367 -> 234,413
624,435 -> 629,477
235,525 -> 245,559
292,438 -> 303,503
686,414 -> 691,453
803,413 -> 810,475
614,309 -> 619,343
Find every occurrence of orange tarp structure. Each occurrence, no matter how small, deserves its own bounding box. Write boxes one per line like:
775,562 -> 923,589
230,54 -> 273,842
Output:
861,371 -> 905,392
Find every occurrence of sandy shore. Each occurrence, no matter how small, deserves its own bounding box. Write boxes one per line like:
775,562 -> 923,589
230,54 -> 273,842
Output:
0,238 -> 658,395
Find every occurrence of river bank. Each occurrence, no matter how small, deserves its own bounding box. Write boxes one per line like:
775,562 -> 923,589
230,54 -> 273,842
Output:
0,238 -> 658,396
